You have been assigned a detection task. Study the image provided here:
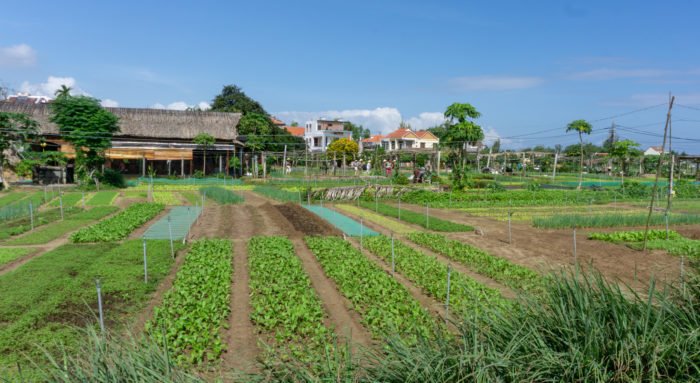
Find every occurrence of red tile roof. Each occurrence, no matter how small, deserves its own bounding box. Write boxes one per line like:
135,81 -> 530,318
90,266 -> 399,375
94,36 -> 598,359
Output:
362,134 -> 384,143
415,130 -> 438,140
384,128 -> 417,139
284,126 -> 305,137
270,116 -> 285,126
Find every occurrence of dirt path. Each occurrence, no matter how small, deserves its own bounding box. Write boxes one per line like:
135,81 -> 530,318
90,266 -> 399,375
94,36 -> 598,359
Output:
388,202 -> 683,289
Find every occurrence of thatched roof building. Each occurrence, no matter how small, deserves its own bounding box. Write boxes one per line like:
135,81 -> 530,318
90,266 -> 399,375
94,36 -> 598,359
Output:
0,103 -> 242,141
0,102 -> 244,177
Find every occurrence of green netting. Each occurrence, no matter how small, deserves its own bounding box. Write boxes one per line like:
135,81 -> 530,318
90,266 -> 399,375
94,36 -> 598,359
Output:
142,206 -> 202,240
136,177 -> 243,185
304,205 -> 378,237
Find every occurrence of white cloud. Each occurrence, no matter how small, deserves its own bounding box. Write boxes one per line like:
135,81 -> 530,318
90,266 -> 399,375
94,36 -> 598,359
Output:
482,126 -> 512,147
100,99 -> 119,107
604,92 -> 700,107
0,44 -> 36,68
151,101 -> 211,111
449,75 -> 543,91
20,76 -> 88,98
405,112 -> 445,130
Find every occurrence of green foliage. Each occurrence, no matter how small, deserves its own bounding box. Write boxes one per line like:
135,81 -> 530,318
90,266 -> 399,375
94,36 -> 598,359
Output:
589,229 -> 700,257
0,247 -> 32,267
326,137 -> 359,159
442,102 -> 484,147
148,239 -> 232,365
101,168 -> 126,188
0,240 -> 177,370
359,201 -> 474,232
526,179 -> 541,191
363,235 -> 508,318
408,232 -> 544,293
50,96 -> 119,184
200,186 -> 243,204
5,219 -> 92,245
305,236 -> 434,340
70,203 -> 163,242
0,192 -> 27,207
248,236 -> 332,365
533,212 -> 700,229
0,112 -> 38,187
210,84 -> 267,115
344,121 -> 370,140
588,230 -> 680,242
253,185 -> 300,203
392,172 -> 409,185
566,119 -> 593,135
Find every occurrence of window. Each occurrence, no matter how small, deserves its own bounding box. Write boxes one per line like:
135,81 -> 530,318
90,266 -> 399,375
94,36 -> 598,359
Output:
420,142 -> 425,148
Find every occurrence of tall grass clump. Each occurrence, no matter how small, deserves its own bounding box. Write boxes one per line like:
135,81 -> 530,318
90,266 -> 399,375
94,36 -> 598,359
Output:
20,327 -> 205,383
533,212 -> 700,229
200,186 -> 244,204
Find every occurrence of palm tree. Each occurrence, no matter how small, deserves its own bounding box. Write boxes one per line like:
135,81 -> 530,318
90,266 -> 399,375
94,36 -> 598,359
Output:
54,85 -> 72,99
566,119 -> 593,190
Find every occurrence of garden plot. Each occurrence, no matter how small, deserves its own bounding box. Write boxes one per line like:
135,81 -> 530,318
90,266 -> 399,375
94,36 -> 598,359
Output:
142,206 -> 202,240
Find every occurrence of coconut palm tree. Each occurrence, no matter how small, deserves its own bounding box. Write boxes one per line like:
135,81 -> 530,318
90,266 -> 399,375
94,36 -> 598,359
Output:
54,85 -> 72,99
566,119 -> 593,190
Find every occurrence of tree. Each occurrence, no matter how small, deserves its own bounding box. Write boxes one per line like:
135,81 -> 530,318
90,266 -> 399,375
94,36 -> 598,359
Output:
50,96 -> 119,187
603,122 -> 619,153
0,112 -> 38,189
326,138 -> 359,161
491,139 -> 501,154
442,102 -> 484,181
566,119 -> 593,189
54,84 -> 72,99
210,85 -> 267,115
610,139 -> 640,184
344,121 -> 370,140
290,121 -> 299,127
193,133 -> 216,174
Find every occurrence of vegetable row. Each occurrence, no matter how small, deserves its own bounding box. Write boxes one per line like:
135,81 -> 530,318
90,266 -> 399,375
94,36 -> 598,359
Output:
70,203 -> 163,242
359,201 -> 473,232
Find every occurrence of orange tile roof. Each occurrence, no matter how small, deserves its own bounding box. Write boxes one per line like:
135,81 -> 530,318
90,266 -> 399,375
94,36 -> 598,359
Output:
270,116 -> 285,126
385,128 -> 417,139
284,126 -> 305,137
415,130 -> 438,140
362,134 -> 384,143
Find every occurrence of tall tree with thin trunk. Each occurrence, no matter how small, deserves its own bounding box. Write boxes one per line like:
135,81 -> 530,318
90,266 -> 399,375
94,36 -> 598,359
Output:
566,119 -> 593,190
194,133 -> 215,174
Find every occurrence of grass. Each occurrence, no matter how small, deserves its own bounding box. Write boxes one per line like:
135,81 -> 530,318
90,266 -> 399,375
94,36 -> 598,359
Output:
180,191 -> 199,205
48,192 -> 87,208
4,207 -> 119,246
152,191 -> 181,205
0,240 -> 180,371
533,212 -> 700,228
253,185 -> 301,203
359,201 -> 474,232
0,192 -> 27,208
0,247 -> 33,267
0,207 -> 81,241
200,186 -> 244,204
335,204 -> 416,234
86,191 -> 119,206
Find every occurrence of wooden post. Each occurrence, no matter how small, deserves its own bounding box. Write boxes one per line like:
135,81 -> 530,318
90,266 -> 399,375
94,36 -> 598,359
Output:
181,157 -> 184,178
142,156 -> 146,177
225,150 -> 230,176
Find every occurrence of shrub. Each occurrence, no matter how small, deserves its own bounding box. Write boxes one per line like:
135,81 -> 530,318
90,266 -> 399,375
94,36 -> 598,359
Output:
393,173 -> 409,185
101,169 -> 126,188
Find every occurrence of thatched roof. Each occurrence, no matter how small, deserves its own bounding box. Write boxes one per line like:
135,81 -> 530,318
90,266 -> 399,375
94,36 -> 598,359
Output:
0,103 -> 241,141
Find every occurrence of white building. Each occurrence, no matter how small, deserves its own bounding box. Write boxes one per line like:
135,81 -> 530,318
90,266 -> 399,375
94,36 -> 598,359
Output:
374,128 -> 440,152
644,146 -> 663,156
304,119 -> 352,152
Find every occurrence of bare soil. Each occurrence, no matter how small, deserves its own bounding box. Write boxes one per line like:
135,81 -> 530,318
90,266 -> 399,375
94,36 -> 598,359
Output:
388,202 -> 685,290
275,203 -> 342,236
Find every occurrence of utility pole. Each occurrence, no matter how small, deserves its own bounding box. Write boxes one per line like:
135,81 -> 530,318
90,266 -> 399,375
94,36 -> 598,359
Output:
667,92 -> 674,213
643,95 -> 674,250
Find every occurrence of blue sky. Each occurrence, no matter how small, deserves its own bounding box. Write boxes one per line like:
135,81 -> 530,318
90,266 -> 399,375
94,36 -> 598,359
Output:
2,0 -> 699,152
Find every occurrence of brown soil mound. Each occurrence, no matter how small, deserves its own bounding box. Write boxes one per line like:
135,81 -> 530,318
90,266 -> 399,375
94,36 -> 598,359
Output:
275,203 -> 341,237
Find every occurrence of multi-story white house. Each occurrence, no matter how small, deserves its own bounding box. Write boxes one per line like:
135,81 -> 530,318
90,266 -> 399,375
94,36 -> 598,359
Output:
304,119 -> 352,152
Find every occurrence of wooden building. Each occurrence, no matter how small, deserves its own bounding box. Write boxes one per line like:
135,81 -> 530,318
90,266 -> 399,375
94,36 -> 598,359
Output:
0,103 -> 243,179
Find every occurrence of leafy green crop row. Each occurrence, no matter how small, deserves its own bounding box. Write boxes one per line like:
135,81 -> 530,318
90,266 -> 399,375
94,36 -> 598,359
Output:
407,233 -> 544,293
304,236 -> 434,340
70,203 -> 164,242
589,229 -> 700,257
152,192 -> 182,205
363,235 -> 508,318
359,201 -> 473,232
248,236 -> 332,364
588,230 -> 681,242
148,239 -> 232,365
200,186 -> 244,204
253,185 -> 301,203
533,212 -> 700,229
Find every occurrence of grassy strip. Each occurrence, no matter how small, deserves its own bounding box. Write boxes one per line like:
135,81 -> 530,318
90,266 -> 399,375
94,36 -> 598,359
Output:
200,186 -> 243,204
335,204 -> 416,234
4,207 -> 118,245
0,191 -> 47,222
152,192 -> 181,205
0,248 -> 32,267
86,191 -> 119,206
180,191 -> 199,205
0,240 -> 178,369
360,201 -> 473,232
407,232 -> 544,293
363,235 -> 508,318
70,203 -> 164,242
0,207 -> 82,240
248,236 -> 332,365
122,190 -> 147,199
533,212 -> 700,228
253,185 -> 300,203
48,192 -> 86,207
305,236 -> 434,340
148,239 -> 232,365
0,193 -> 27,208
